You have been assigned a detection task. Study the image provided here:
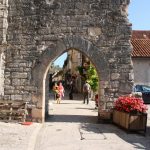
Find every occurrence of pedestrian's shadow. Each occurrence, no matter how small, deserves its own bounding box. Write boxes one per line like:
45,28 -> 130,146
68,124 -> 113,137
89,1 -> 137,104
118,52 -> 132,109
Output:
80,123 -> 150,149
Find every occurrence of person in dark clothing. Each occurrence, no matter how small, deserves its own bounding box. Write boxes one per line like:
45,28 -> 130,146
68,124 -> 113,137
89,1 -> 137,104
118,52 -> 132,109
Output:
52,82 -> 58,100
69,80 -> 74,100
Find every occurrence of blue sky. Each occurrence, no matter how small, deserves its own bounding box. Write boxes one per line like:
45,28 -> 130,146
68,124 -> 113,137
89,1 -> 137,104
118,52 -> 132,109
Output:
128,0 -> 150,30
54,1 -> 150,67
54,52 -> 67,67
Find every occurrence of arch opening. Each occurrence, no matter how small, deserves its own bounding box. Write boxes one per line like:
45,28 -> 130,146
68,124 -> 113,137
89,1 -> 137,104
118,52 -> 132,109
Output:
45,49 -> 100,123
31,37 -> 107,123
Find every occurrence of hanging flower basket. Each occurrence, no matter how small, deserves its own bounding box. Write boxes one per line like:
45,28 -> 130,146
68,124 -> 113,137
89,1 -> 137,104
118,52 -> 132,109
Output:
113,96 -> 148,134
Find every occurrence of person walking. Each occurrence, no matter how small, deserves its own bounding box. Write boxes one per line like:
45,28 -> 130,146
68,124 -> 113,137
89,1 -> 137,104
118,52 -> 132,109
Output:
58,82 -> 65,101
69,80 -> 74,100
55,86 -> 61,104
52,82 -> 58,100
83,81 -> 91,104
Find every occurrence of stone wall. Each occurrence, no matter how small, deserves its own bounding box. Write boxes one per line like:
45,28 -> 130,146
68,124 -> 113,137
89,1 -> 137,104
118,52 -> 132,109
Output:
0,0 -> 133,122
0,0 -> 8,96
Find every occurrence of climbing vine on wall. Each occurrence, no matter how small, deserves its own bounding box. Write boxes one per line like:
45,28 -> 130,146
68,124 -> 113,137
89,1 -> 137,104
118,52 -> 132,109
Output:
77,65 -> 99,92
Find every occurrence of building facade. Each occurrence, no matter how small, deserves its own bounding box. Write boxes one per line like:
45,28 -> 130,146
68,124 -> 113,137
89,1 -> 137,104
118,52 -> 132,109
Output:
131,31 -> 150,86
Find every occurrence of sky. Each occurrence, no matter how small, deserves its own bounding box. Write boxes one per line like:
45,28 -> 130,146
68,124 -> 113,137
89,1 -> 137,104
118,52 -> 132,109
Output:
54,0 -> 150,68
128,0 -> 150,30
54,52 -> 67,68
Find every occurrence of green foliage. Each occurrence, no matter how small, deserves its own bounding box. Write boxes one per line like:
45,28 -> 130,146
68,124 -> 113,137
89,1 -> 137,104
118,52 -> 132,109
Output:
77,65 -> 99,92
77,66 -> 83,75
86,66 -> 99,92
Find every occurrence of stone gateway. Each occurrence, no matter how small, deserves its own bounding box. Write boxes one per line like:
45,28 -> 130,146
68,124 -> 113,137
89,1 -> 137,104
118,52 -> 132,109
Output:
0,0 -> 133,122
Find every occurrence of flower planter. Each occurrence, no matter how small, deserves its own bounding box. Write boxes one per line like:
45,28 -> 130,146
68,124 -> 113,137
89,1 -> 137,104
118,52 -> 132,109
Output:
113,110 -> 147,134
98,110 -> 113,123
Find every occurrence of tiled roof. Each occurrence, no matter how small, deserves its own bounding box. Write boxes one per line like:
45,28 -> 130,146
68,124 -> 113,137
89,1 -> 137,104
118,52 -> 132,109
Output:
131,30 -> 150,57
131,39 -> 150,57
132,30 -> 150,39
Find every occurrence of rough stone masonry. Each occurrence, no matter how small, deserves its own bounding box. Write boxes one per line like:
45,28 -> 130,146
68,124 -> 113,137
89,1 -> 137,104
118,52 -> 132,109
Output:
0,0 -> 134,122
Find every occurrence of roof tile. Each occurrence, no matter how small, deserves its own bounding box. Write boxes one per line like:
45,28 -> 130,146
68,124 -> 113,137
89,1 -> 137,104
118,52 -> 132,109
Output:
131,31 -> 150,57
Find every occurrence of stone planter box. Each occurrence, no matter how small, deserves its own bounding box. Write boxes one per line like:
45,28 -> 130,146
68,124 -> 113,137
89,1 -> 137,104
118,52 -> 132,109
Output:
113,110 -> 147,134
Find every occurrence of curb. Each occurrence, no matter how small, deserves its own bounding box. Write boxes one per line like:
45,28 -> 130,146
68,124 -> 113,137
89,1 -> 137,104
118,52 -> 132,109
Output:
27,123 -> 43,150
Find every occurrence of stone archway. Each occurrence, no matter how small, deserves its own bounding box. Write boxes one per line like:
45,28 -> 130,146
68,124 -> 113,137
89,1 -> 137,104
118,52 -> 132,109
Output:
31,36 -> 109,122
0,0 -> 134,123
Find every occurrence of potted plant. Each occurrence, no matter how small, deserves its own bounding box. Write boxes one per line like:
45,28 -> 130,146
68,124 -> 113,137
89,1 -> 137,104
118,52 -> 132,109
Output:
113,95 -> 148,134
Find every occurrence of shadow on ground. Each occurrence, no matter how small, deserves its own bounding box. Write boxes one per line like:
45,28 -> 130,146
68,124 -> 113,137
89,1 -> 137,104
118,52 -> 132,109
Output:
46,114 -> 150,149
80,123 -> 150,149
47,94 -> 150,149
46,114 -> 98,123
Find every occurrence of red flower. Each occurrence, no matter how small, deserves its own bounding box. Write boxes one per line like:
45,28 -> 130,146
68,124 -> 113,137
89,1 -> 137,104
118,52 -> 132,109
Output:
114,96 -> 148,113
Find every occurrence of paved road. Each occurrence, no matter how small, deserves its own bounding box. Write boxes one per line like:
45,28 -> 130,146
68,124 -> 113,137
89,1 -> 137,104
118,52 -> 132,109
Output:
0,94 -> 150,150
0,122 -> 42,150
34,98 -> 150,150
